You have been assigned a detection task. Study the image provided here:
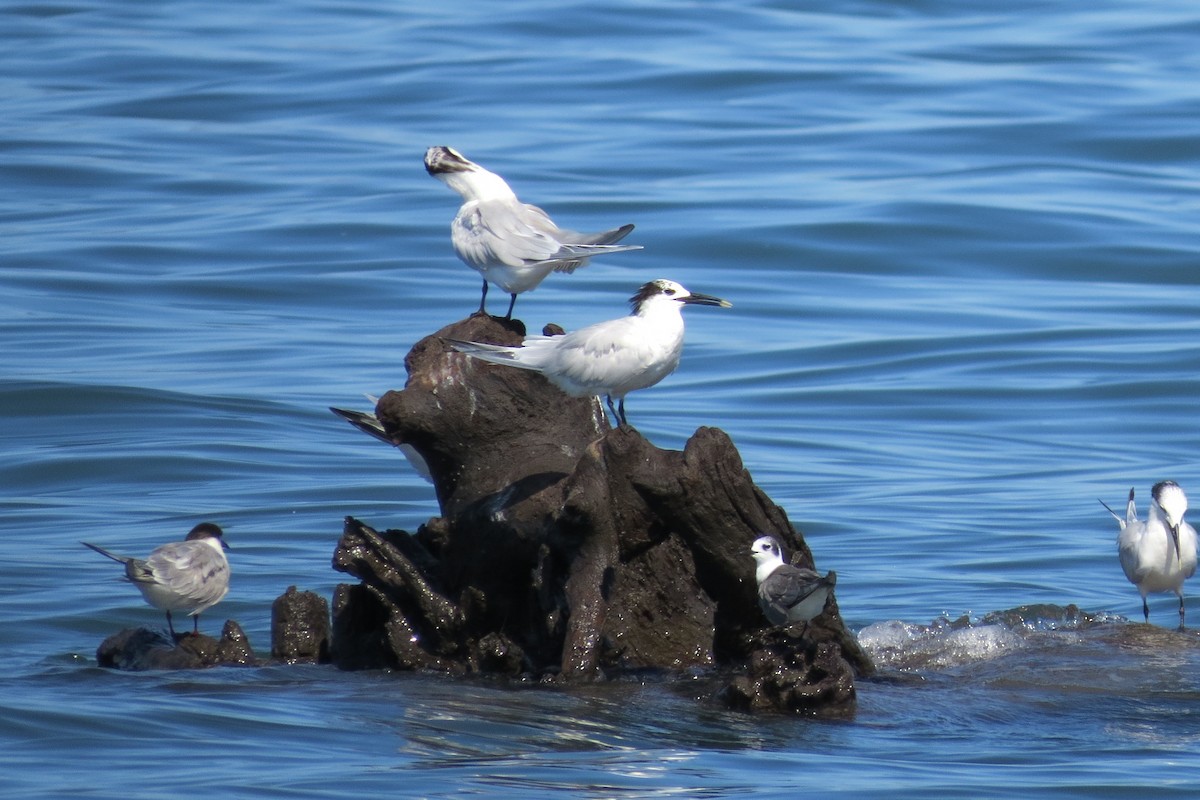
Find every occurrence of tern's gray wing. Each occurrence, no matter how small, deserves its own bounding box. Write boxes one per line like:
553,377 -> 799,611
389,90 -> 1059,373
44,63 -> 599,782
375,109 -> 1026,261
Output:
759,564 -> 834,624
559,222 -> 635,247
82,541 -> 132,565
544,221 -> 640,274
455,200 -> 564,267
538,316 -> 664,396
1117,520 -> 1149,583
456,201 -> 640,271
446,337 -> 560,372
144,541 -> 229,609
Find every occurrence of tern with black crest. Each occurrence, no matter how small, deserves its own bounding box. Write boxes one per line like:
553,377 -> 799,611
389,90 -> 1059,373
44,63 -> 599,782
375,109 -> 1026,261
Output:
82,522 -> 230,638
447,279 -> 730,427
424,145 -> 642,319
1103,480 -> 1198,626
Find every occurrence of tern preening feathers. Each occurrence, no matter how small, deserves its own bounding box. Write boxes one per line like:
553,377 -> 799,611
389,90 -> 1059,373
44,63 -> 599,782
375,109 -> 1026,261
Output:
82,522 -> 230,638
750,535 -> 836,632
1103,481 -> 1198,627
447,279 -> 731,427
424,145 -> 642,319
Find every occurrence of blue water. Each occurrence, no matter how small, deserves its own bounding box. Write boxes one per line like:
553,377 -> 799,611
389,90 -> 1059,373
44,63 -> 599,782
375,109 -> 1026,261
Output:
4,0 -> 1200,795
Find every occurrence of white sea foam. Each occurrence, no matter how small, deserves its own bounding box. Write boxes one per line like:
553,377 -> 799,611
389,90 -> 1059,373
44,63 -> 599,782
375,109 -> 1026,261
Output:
858,618 -> 1025,671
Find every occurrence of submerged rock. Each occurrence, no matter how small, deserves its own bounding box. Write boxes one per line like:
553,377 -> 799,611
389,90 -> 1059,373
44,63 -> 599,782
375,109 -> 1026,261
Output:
331,314 -> 873,713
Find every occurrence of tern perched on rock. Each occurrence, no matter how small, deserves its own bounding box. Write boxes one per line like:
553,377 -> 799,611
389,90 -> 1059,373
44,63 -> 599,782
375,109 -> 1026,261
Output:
424,145 -> 642,319
750,535 -> 836,633
447,278 -> 730,427
1102,481 -> 1198,627
82,523 -> 230,638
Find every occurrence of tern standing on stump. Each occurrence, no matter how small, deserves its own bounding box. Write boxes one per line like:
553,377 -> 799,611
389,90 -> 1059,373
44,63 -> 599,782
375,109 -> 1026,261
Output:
82,522 -> 230,638
424,145 -> 642,319
448,278 -> 730,427
1103,481 -> 1198,627
750,535 -> 837,635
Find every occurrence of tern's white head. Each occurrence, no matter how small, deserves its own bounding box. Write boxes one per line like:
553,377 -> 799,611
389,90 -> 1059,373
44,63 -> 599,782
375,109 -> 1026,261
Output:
750,535 -> 786,581
424,145 -> 515,202
629,279 -> 732,317
1152,480 -> 1188,530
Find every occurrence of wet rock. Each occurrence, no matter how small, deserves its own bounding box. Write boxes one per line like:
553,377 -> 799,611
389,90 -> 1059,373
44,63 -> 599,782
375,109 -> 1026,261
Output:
96,588 -> 334,670
332,314 -> 872,712
271,586 -> 331,664
96,621 -> 258,670
330,583 -> 400,671
213,620 -> 259,665
96,628 -> 203,671
717,629 -> 858,716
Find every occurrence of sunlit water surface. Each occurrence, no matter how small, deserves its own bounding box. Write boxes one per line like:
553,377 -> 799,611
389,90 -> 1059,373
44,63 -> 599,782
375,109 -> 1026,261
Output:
4,1 -> 1200,796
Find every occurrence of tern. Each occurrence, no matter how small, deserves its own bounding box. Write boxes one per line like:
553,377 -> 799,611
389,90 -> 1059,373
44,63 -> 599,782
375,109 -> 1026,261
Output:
424,145 -> 642,319
1102,481 -> 1198,627
447,278 -> 731,426
329,403 -> 433,483
750,535 -> 836,633
82,522 -> 230,638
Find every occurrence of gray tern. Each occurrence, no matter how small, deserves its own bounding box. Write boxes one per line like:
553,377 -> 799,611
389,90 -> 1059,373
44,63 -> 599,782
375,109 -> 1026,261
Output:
82,522 -> 230,638
1103,481 -> 1198,626
424,145 -> 642,319
447,278 -> 731,426
750,535 -> 836,633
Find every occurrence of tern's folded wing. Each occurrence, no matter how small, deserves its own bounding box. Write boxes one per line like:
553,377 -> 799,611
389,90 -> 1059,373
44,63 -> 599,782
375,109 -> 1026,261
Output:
146,542 -> 229,607
761,565 -> 827,608
454,201 -> 563,267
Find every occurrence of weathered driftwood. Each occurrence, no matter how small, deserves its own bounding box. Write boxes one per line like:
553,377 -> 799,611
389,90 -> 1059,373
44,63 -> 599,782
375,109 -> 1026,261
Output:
330,314 -> 872,713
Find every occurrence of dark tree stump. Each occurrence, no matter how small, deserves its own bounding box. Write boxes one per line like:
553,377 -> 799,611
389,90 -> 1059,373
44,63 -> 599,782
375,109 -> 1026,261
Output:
331,314 -> 872,713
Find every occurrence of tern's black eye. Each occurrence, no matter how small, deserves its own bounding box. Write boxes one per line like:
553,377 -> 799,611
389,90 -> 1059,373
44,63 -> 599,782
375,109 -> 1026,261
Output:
663,288 -> 676,296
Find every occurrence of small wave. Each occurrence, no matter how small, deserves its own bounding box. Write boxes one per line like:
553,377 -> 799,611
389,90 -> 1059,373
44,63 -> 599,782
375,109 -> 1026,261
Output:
858,619 -> 1022,671
856,604 -> 1118,672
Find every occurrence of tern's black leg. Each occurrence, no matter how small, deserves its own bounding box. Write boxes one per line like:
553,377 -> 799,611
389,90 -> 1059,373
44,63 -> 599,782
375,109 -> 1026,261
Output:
617,398 -> 627,427
477,280 -> 489,315
1143,597 -> 1150,623
192,615 -> 200,635
166,610 -> 177,639
504,293 -> 518,320
605,395 -> 619,425
1179,595 -> 1186,630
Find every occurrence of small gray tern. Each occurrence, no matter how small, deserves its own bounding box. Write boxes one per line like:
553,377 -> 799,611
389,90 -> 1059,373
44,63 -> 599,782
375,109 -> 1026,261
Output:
750,535 -> 836,633
447,278 -> 731,427
82,522 -> 230,638
1102,481 -> 1198,626
424,145 -> 642,319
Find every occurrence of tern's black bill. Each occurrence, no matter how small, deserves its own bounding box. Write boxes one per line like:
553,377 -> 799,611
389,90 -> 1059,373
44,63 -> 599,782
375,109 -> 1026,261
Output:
682,292 -> 732,308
